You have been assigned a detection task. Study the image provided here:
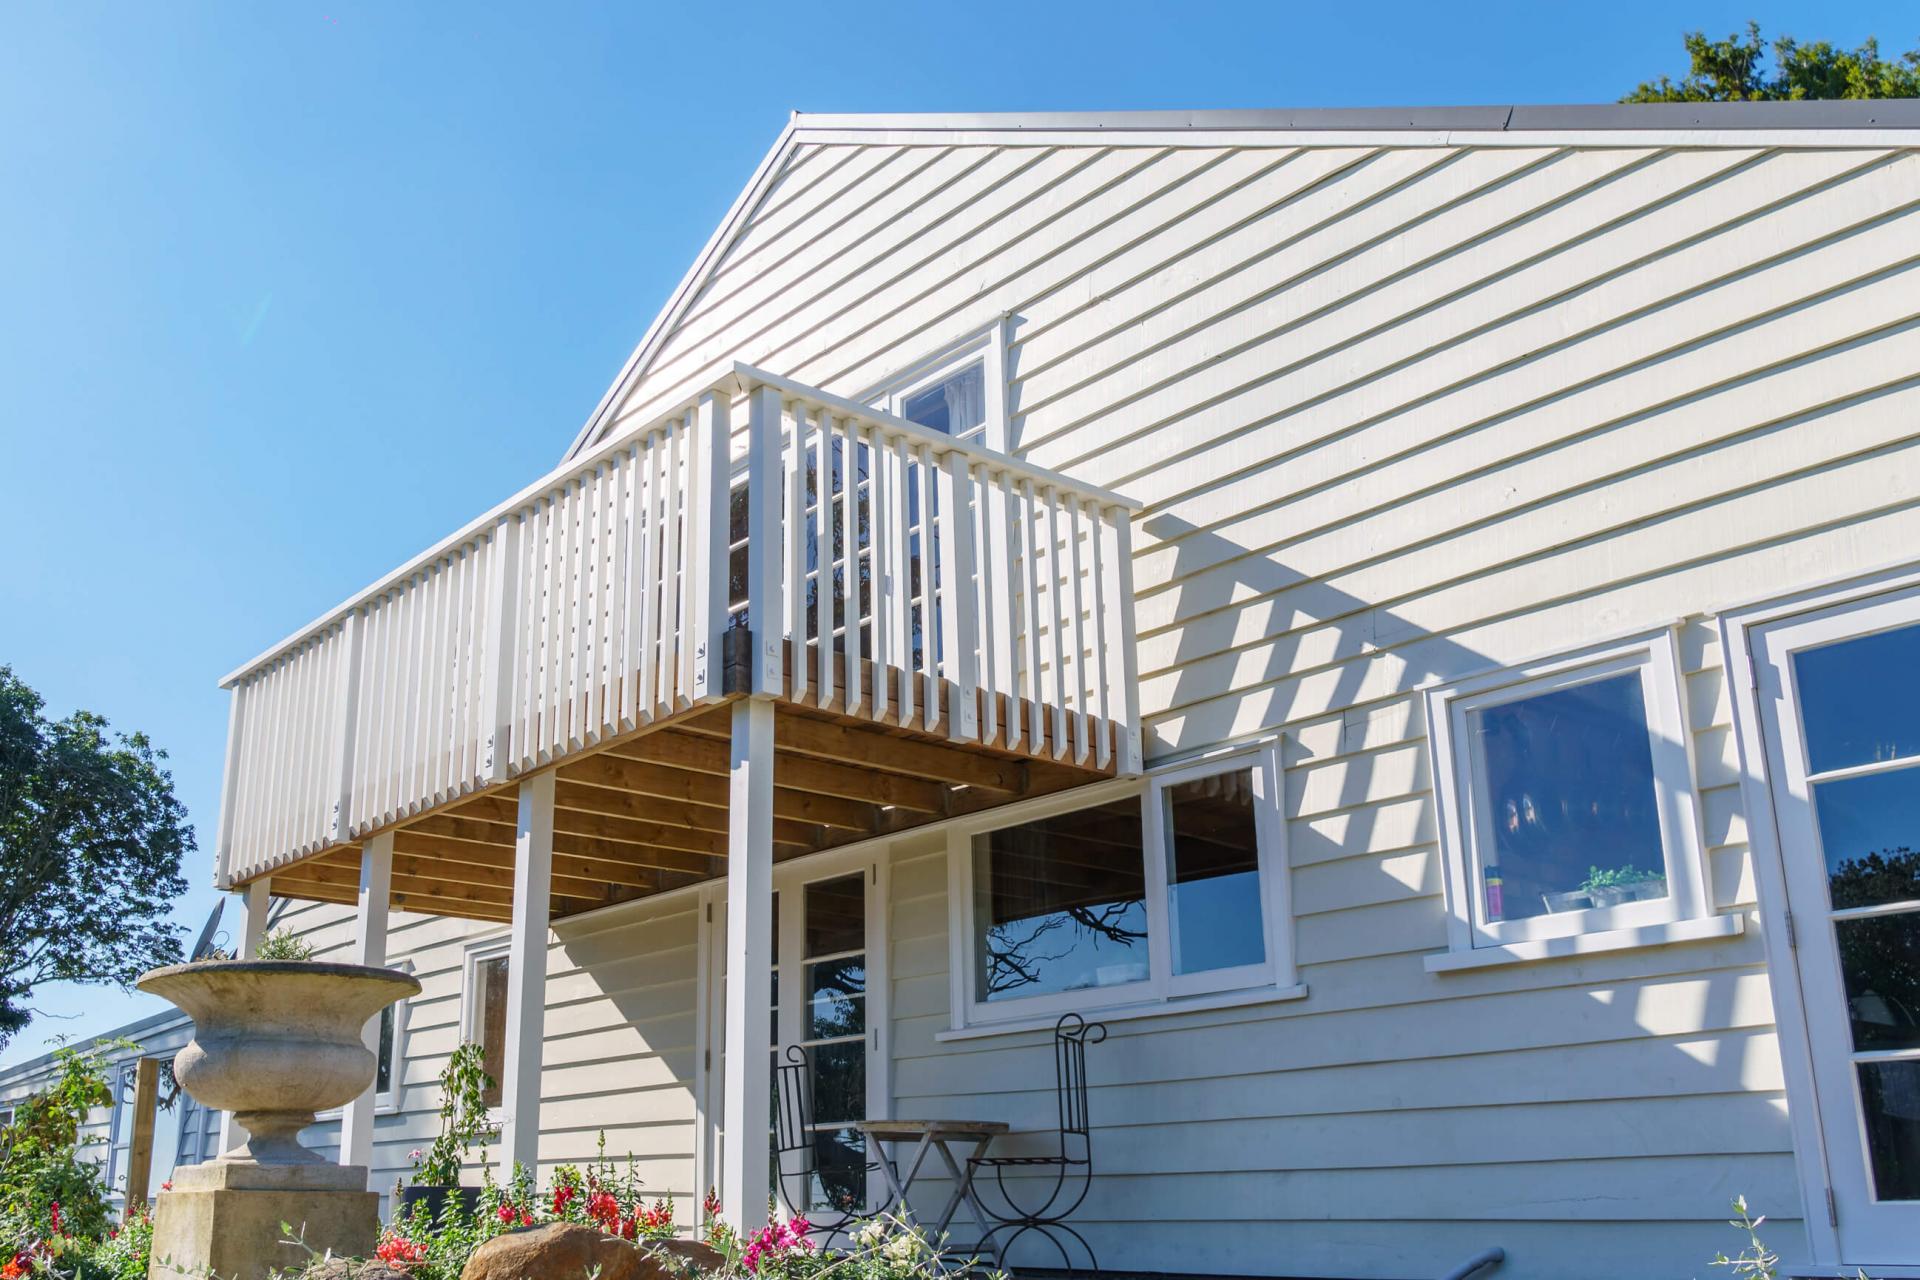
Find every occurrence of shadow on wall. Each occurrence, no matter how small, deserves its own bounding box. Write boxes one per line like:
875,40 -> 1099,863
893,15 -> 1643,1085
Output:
895,513 -> 1783,1280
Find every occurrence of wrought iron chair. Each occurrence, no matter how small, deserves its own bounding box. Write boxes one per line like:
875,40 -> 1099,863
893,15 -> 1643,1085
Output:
967,1012 -> 1108,1274
774,1044 -> 884,1242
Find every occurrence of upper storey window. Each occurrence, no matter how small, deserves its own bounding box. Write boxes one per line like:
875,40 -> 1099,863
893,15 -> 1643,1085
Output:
864,323 -> 1007,452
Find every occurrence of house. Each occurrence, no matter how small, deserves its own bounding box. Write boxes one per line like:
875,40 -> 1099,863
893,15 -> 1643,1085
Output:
200,103 -> 1920,1279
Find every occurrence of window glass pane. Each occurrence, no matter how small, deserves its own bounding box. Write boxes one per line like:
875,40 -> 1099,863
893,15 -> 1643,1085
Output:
1466,672 -> 1668,924
478,956 -> 508,1108
1815,766 -> 1920,910
901,362 -> 986,439
804,875 -> 864,957
1835,912 -> 1920,1051
811,1128 -> 867,1213
807,959 -> 865,1039
1857,1059 -> 1920,1201
1795,622 -> 1920,774
809,1040 -> 865,1126
973,798 -> 1149,1002
1165,768 -> 1266,975
376,1003 -> 395,1095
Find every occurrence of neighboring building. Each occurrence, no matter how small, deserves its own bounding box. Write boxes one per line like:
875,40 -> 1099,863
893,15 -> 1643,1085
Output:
202,104 -> 1920,1279
0,1010 -> 223,1214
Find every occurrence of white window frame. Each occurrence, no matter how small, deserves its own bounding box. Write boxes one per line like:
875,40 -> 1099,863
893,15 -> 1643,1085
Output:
1144,742 -> 1296,1000
316,958 -> 412,1119
462,935 -> 512,1124
859,321 -> 1009,452
1424,627 -> 1713,967
946,766 -> 1304,1035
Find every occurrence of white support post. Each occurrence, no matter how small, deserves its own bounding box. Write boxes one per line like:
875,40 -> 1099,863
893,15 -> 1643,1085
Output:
690,388 -> 733,704
720,698 -> 775,1233
340,832 -> 393,1171
218,877 -> 272,1154
498,774 -> 553,1181
746,386 -> 786,697
480,514 -> 523,782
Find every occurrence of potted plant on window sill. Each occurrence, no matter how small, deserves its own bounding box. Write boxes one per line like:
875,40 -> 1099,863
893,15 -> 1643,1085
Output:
396,1041 -> 497,1222
1581,865 -> 1668,910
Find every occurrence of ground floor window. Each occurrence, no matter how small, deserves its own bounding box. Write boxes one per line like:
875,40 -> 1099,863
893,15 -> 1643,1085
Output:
1425,628 -> 1709,956
465,945 -> 510,1108
952,744 -> 1297,1028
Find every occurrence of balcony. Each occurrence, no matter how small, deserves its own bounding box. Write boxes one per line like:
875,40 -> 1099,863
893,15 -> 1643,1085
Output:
214,363 -> 1142,922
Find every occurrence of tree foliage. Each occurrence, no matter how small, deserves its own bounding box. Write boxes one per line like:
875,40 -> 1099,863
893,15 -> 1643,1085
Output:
0,667 -> 191,1050
1625,22 -> 1920,102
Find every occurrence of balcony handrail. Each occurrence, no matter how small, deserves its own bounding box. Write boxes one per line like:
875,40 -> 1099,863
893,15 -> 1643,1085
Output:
220,362 -> 1137,689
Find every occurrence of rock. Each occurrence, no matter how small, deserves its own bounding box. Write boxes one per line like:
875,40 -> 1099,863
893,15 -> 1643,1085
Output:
460,1222 -> 648,1280
640,1238 -> 727,1276
301,1260 -> 413,1280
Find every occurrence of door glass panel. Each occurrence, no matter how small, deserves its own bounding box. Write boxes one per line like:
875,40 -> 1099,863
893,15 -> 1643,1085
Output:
805,875 -> 864,956
1164,768 -> 1265,975
807,958 -> 865,1039
1816,768 -> 1920,910
1835,912 -> 1920,1051
1795,623 -> 1920,774
1465,672 -> 1668,923
1857,1059 -> 1920,1201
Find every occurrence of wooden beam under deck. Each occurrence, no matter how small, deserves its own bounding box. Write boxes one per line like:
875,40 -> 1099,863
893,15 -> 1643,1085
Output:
247,685 -> 1123,925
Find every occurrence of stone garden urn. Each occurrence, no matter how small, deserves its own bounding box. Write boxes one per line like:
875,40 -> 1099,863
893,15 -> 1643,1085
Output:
136,960 -> 422,1280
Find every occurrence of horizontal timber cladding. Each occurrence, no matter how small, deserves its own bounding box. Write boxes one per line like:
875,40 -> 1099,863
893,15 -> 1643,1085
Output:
575,131 -> 1920,1277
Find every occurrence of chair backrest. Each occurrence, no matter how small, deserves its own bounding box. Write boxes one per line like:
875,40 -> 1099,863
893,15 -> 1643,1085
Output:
1052,1013 -> 1107,1158
775,1044 -> 813,1159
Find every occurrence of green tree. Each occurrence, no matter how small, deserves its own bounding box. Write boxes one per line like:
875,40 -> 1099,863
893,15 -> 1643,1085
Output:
1625,22 -> 1920,102
0,667 -> 191,1050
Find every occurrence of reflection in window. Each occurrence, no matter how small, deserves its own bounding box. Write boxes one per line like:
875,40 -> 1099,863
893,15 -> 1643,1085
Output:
376,1003 -> 395,1095
1836,913 -> 1920,1052
973,798 -> 1148,1002
1815,769 -> 1920,910
475,955 -> 509,1108
1466,673 -> 1668,924
1858,1059 -> 1920,1200
1164,769 -> 1265,975
1795,622 -> 1920,773
901,362 -> 987,442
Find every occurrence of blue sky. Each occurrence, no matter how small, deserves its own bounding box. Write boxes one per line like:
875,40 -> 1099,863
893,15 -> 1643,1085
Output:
3,0 -> 1914,1067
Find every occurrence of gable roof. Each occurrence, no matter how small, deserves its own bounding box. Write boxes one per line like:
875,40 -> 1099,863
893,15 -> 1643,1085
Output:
560,99 -> 1920,462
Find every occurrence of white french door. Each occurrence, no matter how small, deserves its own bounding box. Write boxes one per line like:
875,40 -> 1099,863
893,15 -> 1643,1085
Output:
700,853 -> 890,1215
1754,585 -> 1920,1264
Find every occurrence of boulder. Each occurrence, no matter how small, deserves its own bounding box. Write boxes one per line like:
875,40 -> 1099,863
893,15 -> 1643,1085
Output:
302,1260 -> 414,1280
641,1238 -> 728,1276
460,1222 -> 648,1280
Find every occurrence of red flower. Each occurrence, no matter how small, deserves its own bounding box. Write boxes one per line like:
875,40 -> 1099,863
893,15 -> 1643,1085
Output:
48,1201 -> 63,1238
552,1184 -> 576,1215
160,1180 -> 173,1192
496,1202 -> 518,1225
376,1233 -> 427,1265
519,1210 -> 534,1227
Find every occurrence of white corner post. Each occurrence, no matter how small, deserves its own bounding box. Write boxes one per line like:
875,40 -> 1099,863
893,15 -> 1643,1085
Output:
218,877 -> 273,1154
498,773 -> 553,1182
720,697 -> 776,1233
340,832 -> 393,1171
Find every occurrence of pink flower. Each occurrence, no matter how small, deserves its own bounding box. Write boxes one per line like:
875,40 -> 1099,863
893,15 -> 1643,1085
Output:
496,1202 -> 518,1224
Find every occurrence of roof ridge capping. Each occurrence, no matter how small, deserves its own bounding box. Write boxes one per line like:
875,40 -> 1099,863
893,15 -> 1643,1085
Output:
792,100 -> 1920,132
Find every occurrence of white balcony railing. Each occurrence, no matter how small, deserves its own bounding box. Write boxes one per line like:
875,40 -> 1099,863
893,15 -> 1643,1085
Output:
216,363 -> 1141,888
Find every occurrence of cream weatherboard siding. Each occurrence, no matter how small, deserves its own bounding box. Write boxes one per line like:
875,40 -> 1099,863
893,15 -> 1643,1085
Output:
574,130 -> 1917,1277
85,120 -> 1913,1280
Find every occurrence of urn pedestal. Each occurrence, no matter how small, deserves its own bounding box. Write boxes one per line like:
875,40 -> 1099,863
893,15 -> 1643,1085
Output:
136,961 -> 422,1280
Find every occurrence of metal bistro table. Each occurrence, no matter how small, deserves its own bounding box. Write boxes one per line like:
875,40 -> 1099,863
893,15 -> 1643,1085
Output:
856,1118 -> 1010,1259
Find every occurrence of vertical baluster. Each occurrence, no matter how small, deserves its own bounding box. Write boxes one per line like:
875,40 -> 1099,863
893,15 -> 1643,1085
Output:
1044,486 -> 1069,760
395,575 -> 425,811
449,547 -> 473,788
429,560 -> 456,802
841,422 -> 863,717
613,447 -> 640,730
785,403 -> 809,704
1086,501 -> 1112,770
815,411 -> 834,710
745,386 -> 786,697
677,407 -> 704,703
689,389 -> 732,704
936,450 -> 980,744
1104,507 -> 1142,775
578,466 -> 604,743
565,477 -> 592,753
284,644 -> 312,852
916,443 -> 938,727
995,471 -> 1021,752
634,438 -> 659,723
364,596 -> 392,825
868,425 -> 892,724
543,489 -> 570,761
659,417 -> 685,709
892,436 -> 915,730
519,500 -> 547,769
973,464 -> 998,747
599,458 -> 622,737
1066,497 -> 1090,765
1018,479 -> 1044,755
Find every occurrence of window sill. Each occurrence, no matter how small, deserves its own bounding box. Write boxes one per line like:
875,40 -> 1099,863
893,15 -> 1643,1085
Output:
1424,914 -> 1745,973
936,982 -> 1309,1042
